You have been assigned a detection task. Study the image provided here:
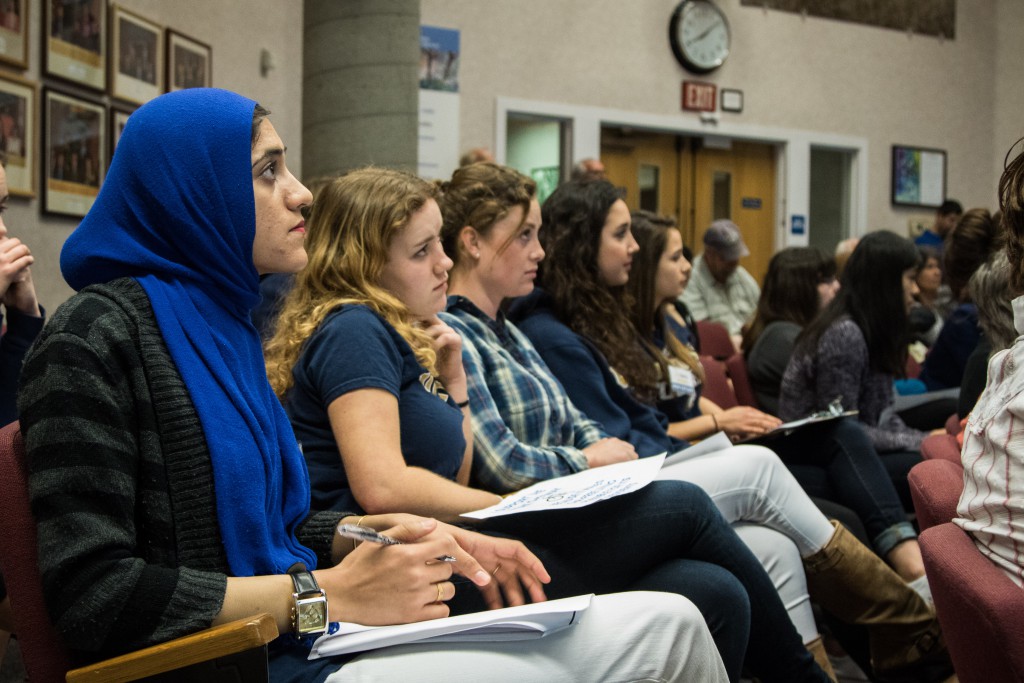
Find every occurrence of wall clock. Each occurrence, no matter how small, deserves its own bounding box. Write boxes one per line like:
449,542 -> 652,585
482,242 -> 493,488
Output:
669,0 -> 731,74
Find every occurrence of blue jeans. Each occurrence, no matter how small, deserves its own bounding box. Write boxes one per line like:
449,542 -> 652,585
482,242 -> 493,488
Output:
471,480 -> 828,683
770,418 -> 917,556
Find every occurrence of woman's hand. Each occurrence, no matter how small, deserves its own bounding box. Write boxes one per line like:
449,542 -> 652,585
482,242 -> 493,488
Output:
0,236 -> 39,315
319,518 -> 490,625
437,522 -> 551,609
712,406 -> 781,440
421,315 -> 468,400
582,437 -> 638,468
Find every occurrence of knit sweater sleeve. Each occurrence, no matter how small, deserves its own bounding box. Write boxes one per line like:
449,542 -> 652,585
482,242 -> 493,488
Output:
18,287 -> 227,660
816,319 -> 925,452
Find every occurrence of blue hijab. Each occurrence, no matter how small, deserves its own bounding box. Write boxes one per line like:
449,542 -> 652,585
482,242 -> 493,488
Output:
60,88 -> 316,577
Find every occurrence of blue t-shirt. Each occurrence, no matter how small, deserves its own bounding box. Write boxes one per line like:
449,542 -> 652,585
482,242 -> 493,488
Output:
285,304 -> 466,513
653,316 -> 704,423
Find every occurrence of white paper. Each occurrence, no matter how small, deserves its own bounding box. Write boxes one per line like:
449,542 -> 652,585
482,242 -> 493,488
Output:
462,454 -> 666,520
310,594 -> 593,658
661,431 -> 732,468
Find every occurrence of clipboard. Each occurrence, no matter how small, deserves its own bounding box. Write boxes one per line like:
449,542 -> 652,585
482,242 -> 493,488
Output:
739,410 -> 858,444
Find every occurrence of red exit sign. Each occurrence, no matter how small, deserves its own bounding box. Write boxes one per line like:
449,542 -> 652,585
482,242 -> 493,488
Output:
682,81 -> 717,112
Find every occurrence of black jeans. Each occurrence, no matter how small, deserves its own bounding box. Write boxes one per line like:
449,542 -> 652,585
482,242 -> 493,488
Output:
771,418 -> 917,555
458,480 -> 828,683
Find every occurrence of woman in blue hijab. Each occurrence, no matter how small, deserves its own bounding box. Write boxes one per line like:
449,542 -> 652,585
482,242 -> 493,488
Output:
16,89 -> 727,682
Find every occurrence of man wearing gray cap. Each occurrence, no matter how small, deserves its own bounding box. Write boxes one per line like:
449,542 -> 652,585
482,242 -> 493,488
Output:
681,219 -> 761,346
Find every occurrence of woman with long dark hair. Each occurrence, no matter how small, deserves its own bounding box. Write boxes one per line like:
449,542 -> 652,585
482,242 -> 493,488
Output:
779,232 -> 938,502
510,179 -> 946,681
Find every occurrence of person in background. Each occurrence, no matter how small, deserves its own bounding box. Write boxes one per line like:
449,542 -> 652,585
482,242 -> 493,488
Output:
914,199 -> 962,252
834,237 -> 859,277
958,250 -> 1016,418
918,208 -> 1002,391
681,219 -> 760,347
0,152 -> 42,426
459,147 -> 495,167
569,158 -> 606,181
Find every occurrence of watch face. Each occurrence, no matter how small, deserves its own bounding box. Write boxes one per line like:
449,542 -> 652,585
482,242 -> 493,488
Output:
671,0 -> 730,73
296,596 -> 328,635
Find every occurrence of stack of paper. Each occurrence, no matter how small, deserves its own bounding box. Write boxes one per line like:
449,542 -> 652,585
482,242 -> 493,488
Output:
309,594 -> 593,658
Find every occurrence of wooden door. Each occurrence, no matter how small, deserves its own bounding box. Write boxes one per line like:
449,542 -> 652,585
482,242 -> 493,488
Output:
693,141 -> 776,284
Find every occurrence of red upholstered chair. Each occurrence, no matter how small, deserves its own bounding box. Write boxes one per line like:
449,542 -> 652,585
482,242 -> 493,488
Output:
695,320 -> 735,360
0,421 -> 278,682
699,355 -> 737,409
920,432 -> 962,465
908,458 -> 964,531
945,412 -> 963,435
920,522 -> 1024,683
724,353 -> 759,409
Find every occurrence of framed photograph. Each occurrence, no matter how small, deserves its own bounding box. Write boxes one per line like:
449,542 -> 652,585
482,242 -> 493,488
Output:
110,104 -> 132,158
0,72 -> 36,197
110,5 -> 163,104
892,145 -> 947,209
0,0 -> 28,69
44,0 -> 106,91
166,29 -> 210,91
43,88 -> 105,217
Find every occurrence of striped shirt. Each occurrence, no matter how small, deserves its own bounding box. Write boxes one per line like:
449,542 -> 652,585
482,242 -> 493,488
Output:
956,295 -> 1024,587
442,297 -> 604,494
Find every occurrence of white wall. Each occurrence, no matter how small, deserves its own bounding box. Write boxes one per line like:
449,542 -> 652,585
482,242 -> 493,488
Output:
421,0 -> 1008,237
16,0 -> 304,309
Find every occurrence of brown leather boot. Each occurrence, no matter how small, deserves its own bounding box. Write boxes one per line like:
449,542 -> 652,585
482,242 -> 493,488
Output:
806,636 -> 838,683
802,521 -> 949,679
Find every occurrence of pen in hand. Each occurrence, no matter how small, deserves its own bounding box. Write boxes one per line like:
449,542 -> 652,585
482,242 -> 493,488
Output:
337,524 -> 458,563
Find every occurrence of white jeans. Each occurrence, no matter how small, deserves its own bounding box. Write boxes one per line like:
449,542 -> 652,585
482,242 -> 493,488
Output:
328,591 -> 729,683
659,444 -> 837,643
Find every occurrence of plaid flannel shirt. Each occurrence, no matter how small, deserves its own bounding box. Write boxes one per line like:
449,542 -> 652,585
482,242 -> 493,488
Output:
441,296 -> 605,494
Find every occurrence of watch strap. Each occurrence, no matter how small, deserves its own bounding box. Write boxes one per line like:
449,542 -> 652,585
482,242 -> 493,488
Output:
287,563 -> 320,596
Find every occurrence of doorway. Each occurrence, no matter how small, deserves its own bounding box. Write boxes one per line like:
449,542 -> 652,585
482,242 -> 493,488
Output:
601,127 -> 777,284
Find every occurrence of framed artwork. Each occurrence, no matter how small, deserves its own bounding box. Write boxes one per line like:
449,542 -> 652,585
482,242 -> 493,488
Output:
43,88 -> 105,217
110,5 -> 163,104
0,0 -> 28,69
44,0 -> 106,91
0,72 -> 36,197
892,145 -> 947,209
110,104 -> 132,158
166,29 -> 210,91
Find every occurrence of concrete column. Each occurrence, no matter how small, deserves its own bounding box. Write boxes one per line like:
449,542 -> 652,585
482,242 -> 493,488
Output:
303,0 -> 419,179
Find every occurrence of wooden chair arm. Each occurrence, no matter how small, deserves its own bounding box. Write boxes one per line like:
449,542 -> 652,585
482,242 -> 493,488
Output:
65,613 -> 279,683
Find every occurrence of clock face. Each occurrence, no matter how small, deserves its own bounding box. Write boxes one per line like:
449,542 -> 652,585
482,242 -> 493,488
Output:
670,0 -> 730,74
297,599 -> 327,633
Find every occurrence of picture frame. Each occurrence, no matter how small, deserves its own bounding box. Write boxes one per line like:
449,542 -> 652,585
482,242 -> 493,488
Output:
892,145 -> 947,209
0,72 -> 36,197
109,104 -> 132,158
43,87 -> 105,217
0,0 -> 28,69
166,29 -> 210,91
110,5 -> 163,105
44,0 -> 106,91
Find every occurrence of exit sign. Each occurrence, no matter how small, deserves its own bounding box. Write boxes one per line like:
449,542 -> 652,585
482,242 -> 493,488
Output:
682,81 -> 717,112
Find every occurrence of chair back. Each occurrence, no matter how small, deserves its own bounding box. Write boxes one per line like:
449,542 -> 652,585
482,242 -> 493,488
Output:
694,320 -> 734,360
908,458 -> 964,531
0,420 -> 73,682
920,432 -> 962,465
724,353 -> 759,408
920,523 -> 1024,682
699,355 -> 737,409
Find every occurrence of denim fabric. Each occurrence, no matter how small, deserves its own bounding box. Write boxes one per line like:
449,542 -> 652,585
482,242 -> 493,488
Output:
475,480 -> 828,683
769,418 -> 917,555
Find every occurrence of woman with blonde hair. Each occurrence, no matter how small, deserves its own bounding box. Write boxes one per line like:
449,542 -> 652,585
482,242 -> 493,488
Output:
265,165 -> 843,683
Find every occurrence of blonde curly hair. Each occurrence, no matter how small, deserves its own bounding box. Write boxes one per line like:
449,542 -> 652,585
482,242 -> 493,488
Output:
264,167 -> 442,398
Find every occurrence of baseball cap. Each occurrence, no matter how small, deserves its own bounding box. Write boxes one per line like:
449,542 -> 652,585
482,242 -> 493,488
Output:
703,219 -> 750,261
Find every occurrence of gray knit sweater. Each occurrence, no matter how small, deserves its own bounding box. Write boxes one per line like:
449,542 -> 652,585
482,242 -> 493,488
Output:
778,317 -> 926,452
18,278 -> 344,663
